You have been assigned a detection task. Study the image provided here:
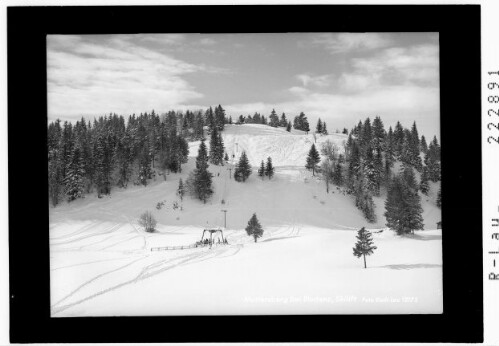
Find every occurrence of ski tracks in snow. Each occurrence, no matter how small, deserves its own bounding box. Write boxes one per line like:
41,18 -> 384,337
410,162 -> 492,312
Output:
51,243 -> 241,316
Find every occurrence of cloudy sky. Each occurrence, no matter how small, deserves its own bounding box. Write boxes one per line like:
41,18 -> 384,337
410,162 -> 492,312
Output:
47,33 -> 440,138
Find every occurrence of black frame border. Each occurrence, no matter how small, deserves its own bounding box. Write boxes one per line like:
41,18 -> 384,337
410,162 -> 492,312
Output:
8,5 -> 482,343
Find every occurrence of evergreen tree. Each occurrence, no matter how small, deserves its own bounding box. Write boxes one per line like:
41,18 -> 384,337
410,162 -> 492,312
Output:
316,118 -> 323,133
305,144 -> 321,176
177,178 -> 185,202
420,135 -> 428,154
353,227 -> 377,268
409,122 -> 423,171
419,166 -> 430,195
138,144 -> 153,186
410,121 -> 420,153
205,107 -> 215,132
265,156 -> 275,180
193,111 -> 205,139
436,186 -> 442,208
209,127 -> 225,165
258,160 -> 265,179
64,143 -> 86,201
245,213 -> 264,242
332,162 -> 343,186
355,172 -> 377,223
384,174 -> 424,235
116,133 -> 133,188
394,121 -> 405,157
293,112 -> 310,133
363,146 -> 380,196
322,121 -> 328,135
269,109 -> 280,127
224,152 -> 229,162
193,139 -> 213,203
399,133 -> 412,167
301,113 -> 310,133
372,116 -> 385,147
360,117 -> 373,154
384,126 -> 395,183
347,140 -> 361,189
175,135 -> 190,173
252,112 -> 261,124
48,145 -> 63,207
234,151 -> 252,182
424,136 -> 441,182
280,113 -> 288,127
214,104 -> 226,131
286,121 -> 292,132
94,134 -> 113,196
401,163 -> 418,192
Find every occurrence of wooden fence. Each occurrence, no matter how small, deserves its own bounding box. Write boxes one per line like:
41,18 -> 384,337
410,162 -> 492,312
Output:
150,243 -> 209,251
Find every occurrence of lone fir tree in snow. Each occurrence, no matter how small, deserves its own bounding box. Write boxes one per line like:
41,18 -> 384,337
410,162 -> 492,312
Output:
286,121 -> 292,132
265,157 -> 275,180
306,144 -> 321,176
353,227 -> 377,268
436,186 -> 441,208
234,151 -> 252,182
245,213 -> 264,242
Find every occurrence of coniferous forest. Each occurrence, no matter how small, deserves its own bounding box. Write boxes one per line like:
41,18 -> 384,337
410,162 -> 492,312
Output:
48,106 -> 440,235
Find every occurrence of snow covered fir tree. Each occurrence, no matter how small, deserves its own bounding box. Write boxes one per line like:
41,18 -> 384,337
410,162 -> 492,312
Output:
353,227 -> 377,268
245,213 -> 264,242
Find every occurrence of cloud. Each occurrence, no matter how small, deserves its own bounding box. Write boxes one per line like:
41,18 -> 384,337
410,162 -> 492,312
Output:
296,74 -> 333,88
333,43 -> 439,94
225,43 -> 440,138
47,35 -> 212,120
309,33 -> 392,54
224,84 -> 439,137
349,44 -> 439,86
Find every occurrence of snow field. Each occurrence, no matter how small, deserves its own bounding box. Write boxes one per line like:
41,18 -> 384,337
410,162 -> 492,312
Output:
50,123 -> 442,316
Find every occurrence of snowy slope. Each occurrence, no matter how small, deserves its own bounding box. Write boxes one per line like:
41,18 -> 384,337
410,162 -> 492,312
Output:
190,124 -> 348,167
50,123 -> 442,317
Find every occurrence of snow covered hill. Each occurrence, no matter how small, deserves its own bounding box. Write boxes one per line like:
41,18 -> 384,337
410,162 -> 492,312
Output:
49,123 -> 442,317
190,124 -> 348,167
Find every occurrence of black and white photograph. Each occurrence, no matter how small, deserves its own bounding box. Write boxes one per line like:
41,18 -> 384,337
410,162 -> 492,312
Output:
47,32 -> 443,317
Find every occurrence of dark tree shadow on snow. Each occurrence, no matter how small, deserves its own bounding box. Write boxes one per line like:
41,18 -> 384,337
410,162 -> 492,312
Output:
379,263 -> 442,270
262,235 -> 300,243
405,233 -> 442,241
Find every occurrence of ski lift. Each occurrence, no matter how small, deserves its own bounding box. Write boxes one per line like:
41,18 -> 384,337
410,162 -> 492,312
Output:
200,227 -> 225,247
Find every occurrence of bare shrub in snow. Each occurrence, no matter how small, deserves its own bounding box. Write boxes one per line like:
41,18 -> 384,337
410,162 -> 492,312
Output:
138,211 -> 157,233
